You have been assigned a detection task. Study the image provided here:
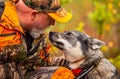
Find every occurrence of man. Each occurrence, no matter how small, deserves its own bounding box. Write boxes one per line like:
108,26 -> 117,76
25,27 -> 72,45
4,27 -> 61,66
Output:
0,0 -> 74,79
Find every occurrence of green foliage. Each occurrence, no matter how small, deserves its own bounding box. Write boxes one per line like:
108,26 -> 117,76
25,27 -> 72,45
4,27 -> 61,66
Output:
109,54 -> 120,69
89,0 -> 120,71
89,2 -> 113,37
90,2 -> 113,23
75,22 -> 84,32
60,0 -> 72,5
15,46 -> 27,63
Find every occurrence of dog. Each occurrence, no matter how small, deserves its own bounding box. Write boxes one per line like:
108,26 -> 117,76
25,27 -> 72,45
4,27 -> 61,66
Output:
49,30 -> 120,79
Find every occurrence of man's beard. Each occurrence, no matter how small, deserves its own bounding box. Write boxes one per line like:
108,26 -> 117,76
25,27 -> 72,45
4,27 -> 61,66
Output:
29,28 -> 44,39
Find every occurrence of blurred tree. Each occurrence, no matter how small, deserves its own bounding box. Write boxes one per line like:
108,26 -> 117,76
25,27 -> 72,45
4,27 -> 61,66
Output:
89,1 -> 113,39
46,0 -> 120,72
89,0 -> 120,70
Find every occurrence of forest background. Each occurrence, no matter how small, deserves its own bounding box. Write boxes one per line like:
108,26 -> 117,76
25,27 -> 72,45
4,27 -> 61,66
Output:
46,0 -> 120,72
2,0 -> 120,73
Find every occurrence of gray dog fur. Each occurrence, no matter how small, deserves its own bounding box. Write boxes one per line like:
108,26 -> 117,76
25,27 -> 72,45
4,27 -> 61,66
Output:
49,30 -> 120,79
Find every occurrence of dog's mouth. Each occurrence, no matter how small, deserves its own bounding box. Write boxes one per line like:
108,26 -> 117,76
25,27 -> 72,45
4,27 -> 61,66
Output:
49,31 -> 65,50
53,42 -> 64,50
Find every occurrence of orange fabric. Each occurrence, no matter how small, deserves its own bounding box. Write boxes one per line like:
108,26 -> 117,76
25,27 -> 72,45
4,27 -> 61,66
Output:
0,26 -> 22,47
51,67 -> 75,79
38,44 -> 51,64
0,1 -> 24,33
39,44 -> 51,59
0,1 -> 24,47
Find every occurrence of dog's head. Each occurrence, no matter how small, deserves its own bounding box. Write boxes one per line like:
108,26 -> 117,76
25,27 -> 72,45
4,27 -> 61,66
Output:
49,30 -> 105,67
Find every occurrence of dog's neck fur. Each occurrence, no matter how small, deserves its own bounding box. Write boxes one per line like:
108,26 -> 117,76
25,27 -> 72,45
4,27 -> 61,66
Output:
62,41 -> 87,69
81,50 -> 103,69
69,57 -> 86,69
65,49 -> 103,69
62,52 -> 85,69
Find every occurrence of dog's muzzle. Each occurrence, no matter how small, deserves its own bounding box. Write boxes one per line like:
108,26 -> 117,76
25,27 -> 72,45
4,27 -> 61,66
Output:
49,31 -> 58,41
49,31 -> 64,50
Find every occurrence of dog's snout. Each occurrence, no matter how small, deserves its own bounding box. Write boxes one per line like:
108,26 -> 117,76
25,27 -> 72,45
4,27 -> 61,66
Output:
49,31 -> 58,36
49,31 -> 60,40
49,31 -> 60,43
49,31 -> 54,35
49,31 -> 55,37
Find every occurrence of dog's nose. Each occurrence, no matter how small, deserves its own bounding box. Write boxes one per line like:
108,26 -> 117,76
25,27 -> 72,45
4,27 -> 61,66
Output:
49,31 -> 58,35
49,31 -> 55,36
49,31 -> 59,39
49,31 -> 54,34
49,31 -> 59,41
49,31 -> 57,37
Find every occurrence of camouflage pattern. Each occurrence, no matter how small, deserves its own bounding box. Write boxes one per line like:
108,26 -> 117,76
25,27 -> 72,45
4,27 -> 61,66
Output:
0,44 -> 25,79
0,62 -> 21,79
0,45 -> 25,63
0,36 -> 69,79
24,0 -> 61,12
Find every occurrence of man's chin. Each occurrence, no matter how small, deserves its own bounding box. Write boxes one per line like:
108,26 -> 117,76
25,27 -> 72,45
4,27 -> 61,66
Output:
29,30 -> 44,39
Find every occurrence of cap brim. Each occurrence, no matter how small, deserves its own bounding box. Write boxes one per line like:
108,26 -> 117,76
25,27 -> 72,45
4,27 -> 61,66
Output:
48,11 -> 72,23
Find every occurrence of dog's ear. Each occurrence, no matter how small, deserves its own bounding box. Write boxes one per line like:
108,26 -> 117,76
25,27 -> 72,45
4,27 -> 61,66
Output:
86,38 -> 105,50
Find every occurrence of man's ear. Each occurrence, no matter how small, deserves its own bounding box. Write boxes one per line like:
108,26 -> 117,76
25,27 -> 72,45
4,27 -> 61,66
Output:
31,10 -> 38,20
86,38 -> 105,50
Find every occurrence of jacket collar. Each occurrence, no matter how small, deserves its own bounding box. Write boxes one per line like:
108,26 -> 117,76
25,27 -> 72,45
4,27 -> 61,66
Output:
0,1 -> 24,33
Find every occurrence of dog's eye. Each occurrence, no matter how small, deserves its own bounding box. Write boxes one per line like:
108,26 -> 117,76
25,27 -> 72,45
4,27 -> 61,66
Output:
66,32 -> 73,35
65,32 -> 73,38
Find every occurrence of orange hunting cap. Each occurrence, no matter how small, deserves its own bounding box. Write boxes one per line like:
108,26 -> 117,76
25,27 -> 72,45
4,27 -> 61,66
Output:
23,0 -> 72,23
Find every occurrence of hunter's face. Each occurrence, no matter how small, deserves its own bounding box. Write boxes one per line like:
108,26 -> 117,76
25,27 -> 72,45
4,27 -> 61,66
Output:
33,12 -> 55,30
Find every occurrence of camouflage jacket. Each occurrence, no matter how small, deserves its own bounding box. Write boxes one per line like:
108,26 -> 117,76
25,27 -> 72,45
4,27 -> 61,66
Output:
0,1 -> 49,79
